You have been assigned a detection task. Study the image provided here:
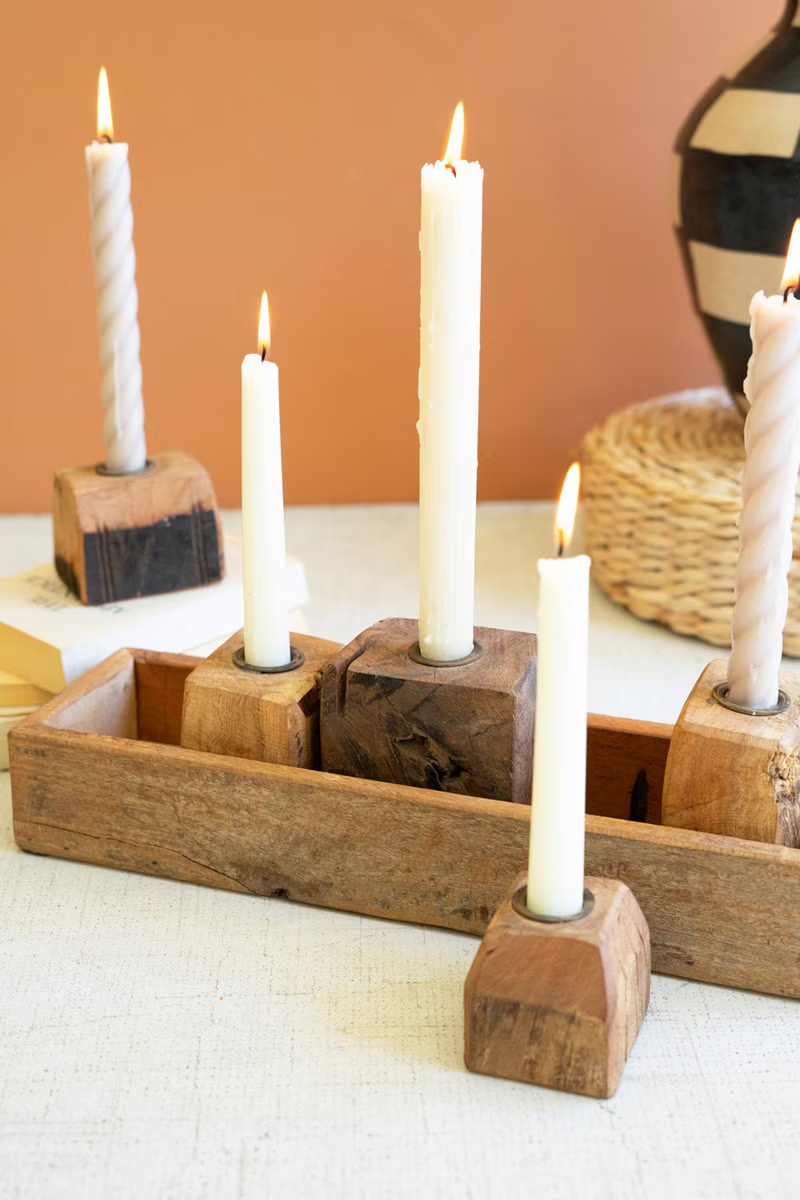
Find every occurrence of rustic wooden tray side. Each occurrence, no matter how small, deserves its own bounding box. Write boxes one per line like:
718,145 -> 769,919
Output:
10,649 -> 800,999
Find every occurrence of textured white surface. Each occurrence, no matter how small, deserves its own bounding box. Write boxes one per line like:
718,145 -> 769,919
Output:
2,506 -> 800,1200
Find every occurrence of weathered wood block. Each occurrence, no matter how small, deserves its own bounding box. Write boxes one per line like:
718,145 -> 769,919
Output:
320,618 -> 537,804
662,658 -> 800,846
464,874 -> 651,1098
180,629 -> 341,768
53,449 -> 224,605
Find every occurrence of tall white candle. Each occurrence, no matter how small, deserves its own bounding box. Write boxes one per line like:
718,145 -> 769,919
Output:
728,221 -> 800,710
527,465 -> 590,919
85,68 -> 146,475
241,292 -> 291,669
418,103 -> 483,662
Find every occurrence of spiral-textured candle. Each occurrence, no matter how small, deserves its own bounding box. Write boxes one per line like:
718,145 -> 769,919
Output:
85,141 -> 146,474
727,291 -> 800,709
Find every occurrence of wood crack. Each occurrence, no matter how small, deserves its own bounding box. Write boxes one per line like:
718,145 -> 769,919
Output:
24,819 -> 256,893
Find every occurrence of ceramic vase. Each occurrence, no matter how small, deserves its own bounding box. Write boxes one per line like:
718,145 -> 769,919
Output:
674,2 -> 800,413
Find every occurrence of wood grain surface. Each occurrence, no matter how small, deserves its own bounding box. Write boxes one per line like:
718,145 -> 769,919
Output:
464,875 -> 650,1097
663,658 -> 800,846
53,450 -> 224,604
320,617 -> 537,804
181,630 -> 342,767
585,712 -> 670,824
9,650 -> 800,999
135,652 -> 200,746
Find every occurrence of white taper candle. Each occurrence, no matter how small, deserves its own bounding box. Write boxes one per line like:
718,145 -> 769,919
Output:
241,292 -> 291,669
85,68 -> 146,475
418,103 -> 483,662
728,222 -> 800,710
527,465 -> 590,919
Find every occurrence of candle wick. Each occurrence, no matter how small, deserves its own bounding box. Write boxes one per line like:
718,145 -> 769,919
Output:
557,531 -> 565,558
261,347 -> 267,362
784,286 -> 792,304
99,134 -> 113,145
445,161 -> 457,178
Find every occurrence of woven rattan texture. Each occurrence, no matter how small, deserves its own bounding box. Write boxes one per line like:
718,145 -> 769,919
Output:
582,387 -> 800,653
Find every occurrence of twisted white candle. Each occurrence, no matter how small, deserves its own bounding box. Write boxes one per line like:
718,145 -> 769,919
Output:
727,290 -> 800,709
85,72 -> 146,475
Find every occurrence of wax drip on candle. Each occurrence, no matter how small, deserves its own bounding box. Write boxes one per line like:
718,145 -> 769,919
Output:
418,99 -> 482,663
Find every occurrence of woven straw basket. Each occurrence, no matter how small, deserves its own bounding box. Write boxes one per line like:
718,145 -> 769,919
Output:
581,387 -> 800,654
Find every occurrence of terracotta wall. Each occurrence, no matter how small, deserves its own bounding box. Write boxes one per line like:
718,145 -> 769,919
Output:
0,0 -> 766,511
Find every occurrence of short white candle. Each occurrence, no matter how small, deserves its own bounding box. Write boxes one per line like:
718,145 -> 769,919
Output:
85,68 -> 146,475
728,220 -> 800,710
527,464 -> 591,919
418,103 -> 483,662
241,292 -> 291,669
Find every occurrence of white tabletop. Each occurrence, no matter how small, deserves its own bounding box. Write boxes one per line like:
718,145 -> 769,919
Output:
2,506 -> 799,1200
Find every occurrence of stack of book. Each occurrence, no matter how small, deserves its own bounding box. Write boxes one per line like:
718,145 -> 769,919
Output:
0,535 -> 310,766
0,668 -> 53,769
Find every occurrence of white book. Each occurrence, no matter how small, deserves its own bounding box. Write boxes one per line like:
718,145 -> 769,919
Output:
0,535 -> 309,693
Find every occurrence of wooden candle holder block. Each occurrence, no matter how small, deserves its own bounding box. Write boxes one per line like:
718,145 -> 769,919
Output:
662,658 -> 800,846
464,874 -> 651,1098
10,648 -> 800,1000
320,618 -> 537,804
180,629 -> 342,768
53,449 -> 224,605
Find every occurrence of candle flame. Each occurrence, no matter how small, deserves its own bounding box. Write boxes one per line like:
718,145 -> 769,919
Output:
97,67 -> 114,141
444,102 -> 465,164
554,463 -> 581,554
781,219 -> 800,292
258,291 -> 271,356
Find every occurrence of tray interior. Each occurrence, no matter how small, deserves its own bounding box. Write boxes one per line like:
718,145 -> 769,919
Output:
38,649 -> 673,828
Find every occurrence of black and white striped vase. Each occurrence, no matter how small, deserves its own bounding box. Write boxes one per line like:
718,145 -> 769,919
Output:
674,2 -> 800,414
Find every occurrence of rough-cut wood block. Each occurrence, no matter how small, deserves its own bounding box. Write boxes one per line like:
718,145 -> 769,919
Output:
53,449 -> 224,604
662,658 -> 800,846
180,629 -> 341,768
320,618 -> 537,804
10,649 -> 800,999
464,874 -> 650,1098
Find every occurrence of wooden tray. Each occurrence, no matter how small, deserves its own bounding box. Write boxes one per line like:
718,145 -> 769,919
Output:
10,648 -> 800,999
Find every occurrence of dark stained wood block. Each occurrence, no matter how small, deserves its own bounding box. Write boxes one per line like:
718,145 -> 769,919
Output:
180,628 -> 342,769
320,617 -> 537,804
53,450 -> 224,605
464,874 -> 651,1098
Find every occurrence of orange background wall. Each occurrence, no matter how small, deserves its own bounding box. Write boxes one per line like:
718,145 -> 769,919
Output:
0,0 -> 766,511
